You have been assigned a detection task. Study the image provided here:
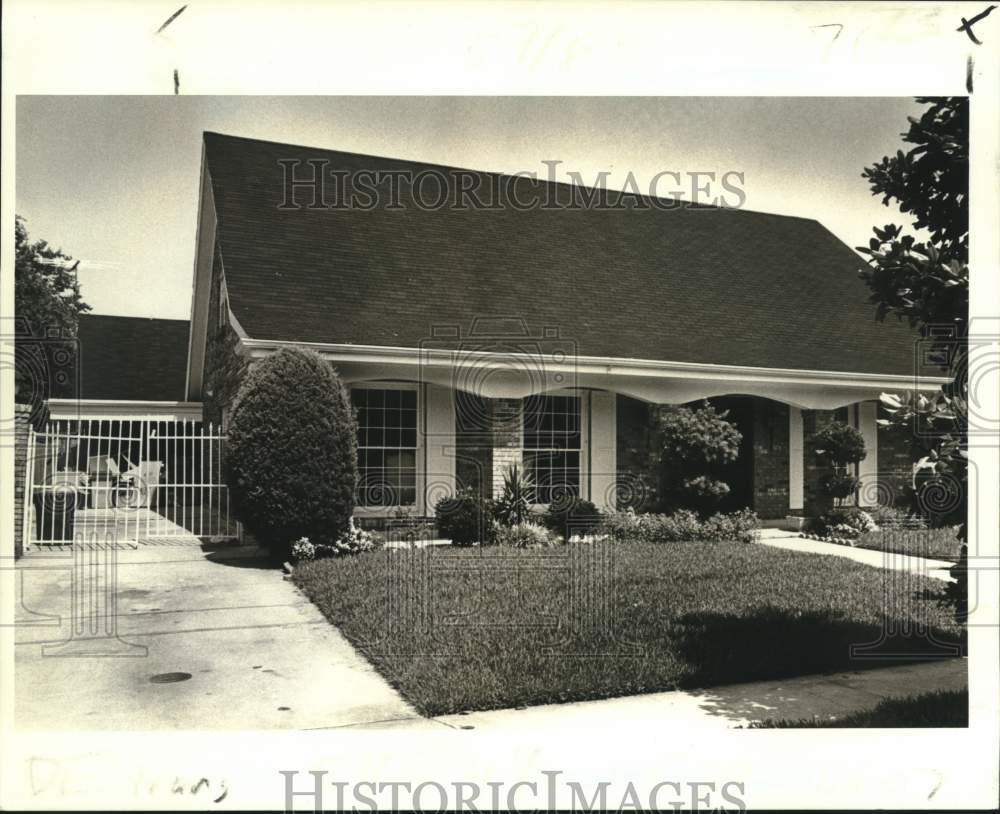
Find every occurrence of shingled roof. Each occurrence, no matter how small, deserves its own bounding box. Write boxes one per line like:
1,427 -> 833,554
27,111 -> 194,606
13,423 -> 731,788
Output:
203,131 -> 921,377
76,314 -> 189,400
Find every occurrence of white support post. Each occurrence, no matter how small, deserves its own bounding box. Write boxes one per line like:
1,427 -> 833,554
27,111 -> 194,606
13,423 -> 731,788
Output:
788,406 -> 804,512
858,401 -> 879,507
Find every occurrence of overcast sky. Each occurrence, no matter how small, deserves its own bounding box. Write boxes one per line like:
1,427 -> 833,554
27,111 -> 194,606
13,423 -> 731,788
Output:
16,96 -> 924,320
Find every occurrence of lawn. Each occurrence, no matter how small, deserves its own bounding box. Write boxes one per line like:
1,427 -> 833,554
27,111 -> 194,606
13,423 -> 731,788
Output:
293,541 -> 963,716
852,526 -> 961,561
749,689 -> 967,728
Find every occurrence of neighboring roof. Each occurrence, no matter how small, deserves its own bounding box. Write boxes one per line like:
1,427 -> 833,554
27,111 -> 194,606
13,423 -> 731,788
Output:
203,131 -> 924,377
73,314 -> 190,401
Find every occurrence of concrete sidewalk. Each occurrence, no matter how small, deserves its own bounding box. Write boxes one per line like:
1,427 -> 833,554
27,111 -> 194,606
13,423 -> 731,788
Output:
758,529 -> 957,581
14,541 -> 422,730
421,658 -> 967,731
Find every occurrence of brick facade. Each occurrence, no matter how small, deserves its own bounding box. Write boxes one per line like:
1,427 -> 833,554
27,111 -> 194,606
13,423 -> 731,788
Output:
876,414 -> 916,510
615,395 -> 657,510
454,394 -> 524,499
751,400 -> 790,519
202,245 -> 250,428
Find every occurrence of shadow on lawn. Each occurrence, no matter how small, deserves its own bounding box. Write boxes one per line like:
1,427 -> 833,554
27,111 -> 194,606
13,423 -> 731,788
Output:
670,607 -> 964,725
202,542 -> 278,570
672,607 -> 962,691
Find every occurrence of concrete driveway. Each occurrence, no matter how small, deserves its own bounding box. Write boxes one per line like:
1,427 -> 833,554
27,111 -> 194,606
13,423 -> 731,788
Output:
14,540 -> 424,730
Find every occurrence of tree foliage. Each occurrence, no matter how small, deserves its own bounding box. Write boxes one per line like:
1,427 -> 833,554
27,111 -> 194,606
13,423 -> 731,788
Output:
857,97 -> 968,623
225,347 -> 358,556
651,402 -> 742,514
14,215 -> 90,403
810,421 -> 867,501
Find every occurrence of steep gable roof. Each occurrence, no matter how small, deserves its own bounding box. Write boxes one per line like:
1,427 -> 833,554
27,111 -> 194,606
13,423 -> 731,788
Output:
203,131 -> 921,377
75,314 -> 190,401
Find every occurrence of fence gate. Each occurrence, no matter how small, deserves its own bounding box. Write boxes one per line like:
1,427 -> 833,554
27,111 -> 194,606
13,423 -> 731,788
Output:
23,419 -> 237,548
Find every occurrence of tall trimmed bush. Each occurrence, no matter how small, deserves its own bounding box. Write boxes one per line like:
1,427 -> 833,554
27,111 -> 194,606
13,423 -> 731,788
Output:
225,347 -> 357,556
811,421 -> 867,502
651,401 -> 742,514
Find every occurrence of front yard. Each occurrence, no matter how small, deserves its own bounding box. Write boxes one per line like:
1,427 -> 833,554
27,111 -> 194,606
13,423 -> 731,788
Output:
293,541 -> 962,716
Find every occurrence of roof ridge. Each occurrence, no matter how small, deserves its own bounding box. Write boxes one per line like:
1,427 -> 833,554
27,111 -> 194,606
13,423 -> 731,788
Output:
202,130 -> 822,224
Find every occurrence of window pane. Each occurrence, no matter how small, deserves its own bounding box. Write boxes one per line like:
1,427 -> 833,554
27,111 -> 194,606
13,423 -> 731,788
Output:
354,388 -> 418,507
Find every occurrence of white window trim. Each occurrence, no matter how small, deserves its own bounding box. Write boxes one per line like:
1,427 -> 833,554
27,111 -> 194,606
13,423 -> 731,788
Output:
351,381 -> 423,518
522,389 -> 589,509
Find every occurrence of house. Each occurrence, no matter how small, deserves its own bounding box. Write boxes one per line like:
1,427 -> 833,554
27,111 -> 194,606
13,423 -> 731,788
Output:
184,131 -> 947,523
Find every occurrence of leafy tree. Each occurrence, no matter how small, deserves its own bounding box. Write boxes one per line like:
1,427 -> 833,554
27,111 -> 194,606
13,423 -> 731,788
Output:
225,347 -> 358,557
14,215 -> 90,404
651,401 -> 742,514
857,97 -> 969,623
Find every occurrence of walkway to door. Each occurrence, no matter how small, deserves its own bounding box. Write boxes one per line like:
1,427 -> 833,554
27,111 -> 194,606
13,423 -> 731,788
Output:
15,540 -> 420,730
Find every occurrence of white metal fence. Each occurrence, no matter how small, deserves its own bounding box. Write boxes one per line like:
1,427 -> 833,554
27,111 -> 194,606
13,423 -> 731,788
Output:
23,419 -> 236,548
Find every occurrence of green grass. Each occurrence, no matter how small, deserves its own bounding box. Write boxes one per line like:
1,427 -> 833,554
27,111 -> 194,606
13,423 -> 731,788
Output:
852,526 -> 961,561
749,689 -> 967,728
293,541 -> 963,716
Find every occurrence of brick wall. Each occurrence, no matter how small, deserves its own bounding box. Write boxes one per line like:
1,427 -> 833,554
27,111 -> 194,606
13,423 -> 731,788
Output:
13,404 -> 33,559
615,395 -> 656,510
877,411 -> 917,510
751,399 -> 790,519
202,245 -> 250,428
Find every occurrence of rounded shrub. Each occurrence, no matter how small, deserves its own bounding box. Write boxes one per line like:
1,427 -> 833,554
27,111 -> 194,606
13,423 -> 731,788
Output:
225,346 -> 357,557
435,488 -> 495,546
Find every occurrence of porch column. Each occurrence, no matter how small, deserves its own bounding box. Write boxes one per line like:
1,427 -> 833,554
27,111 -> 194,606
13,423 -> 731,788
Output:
788,406 -> 804,513
857,401 -> 879,507
422,383 -> 457,513
588,391 -> 617,512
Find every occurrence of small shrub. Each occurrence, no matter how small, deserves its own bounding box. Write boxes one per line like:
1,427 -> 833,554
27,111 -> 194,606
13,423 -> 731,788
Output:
493,465 -> 534,527
493,522 -> 561,549
542,496 -> 602,540
701,508 -> 761,543
290,520 -> 381,563
435,488 -> 495,546
291,537 -> 316,562
596,506 -> 643,540
809,508 -> 877,538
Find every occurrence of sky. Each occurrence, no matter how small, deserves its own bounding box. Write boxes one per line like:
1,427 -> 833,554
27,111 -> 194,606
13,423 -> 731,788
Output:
15,96 -> 924,320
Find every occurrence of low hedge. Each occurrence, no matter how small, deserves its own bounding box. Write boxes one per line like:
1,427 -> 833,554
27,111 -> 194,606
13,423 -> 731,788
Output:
596,507 -> 760,544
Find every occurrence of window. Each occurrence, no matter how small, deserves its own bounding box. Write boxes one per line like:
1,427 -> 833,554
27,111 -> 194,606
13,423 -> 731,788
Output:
522,394 -> 581,504
352,387 -> 418,507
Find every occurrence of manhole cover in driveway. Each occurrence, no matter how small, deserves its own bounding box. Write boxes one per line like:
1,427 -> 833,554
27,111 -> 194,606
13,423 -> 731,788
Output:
149,672 -> 192,684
